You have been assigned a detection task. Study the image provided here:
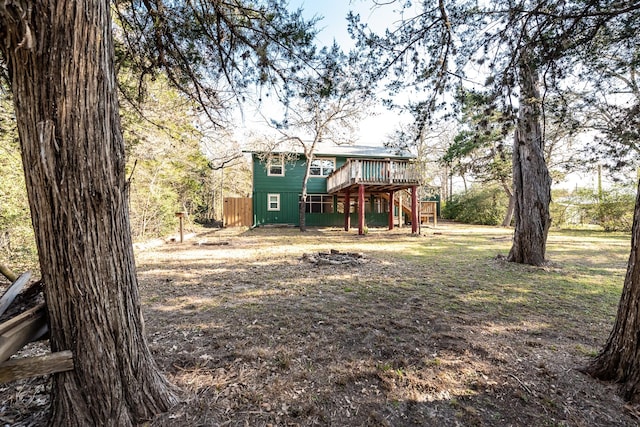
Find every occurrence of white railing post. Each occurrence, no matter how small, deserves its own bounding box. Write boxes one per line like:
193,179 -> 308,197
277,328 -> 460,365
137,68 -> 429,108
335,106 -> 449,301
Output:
327,158 -> 420,194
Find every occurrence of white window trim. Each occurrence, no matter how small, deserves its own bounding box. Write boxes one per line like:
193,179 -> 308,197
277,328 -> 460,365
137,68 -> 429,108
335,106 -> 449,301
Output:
267,193 -> 280,211
309,157 -> 336,178
267,155 -> 285,176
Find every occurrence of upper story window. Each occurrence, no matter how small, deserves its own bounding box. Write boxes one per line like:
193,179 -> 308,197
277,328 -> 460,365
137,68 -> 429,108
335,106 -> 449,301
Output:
267,154 -> 284,176
309,158 -> 335,177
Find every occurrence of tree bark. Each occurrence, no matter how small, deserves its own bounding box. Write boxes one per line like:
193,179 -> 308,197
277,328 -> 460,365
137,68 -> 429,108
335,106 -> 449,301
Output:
584,178 -> 640,402
0,2 -> 177,425
507,53 -> 551,266
298,145 -> 318,233
299,154 -> 312,232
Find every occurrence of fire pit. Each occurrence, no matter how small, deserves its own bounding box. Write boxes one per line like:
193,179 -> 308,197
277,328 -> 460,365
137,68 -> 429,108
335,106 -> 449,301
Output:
301,249 -> 367,266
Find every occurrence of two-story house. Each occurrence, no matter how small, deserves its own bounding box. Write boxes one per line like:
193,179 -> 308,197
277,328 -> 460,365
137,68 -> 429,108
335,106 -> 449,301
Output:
246,143 -> 424,234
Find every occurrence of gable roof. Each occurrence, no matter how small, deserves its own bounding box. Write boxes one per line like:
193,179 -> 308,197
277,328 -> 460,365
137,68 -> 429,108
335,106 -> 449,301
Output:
314,143 -> 414,159
245,141 -> 415,160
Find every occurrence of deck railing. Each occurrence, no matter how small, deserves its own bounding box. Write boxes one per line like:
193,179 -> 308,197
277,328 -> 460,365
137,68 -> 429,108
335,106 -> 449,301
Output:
326,158 -> 421,193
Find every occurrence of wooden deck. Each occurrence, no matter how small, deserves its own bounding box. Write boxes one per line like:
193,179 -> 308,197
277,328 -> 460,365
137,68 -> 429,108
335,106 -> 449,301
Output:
326,159 -> 425,235
326,159 -> 421,194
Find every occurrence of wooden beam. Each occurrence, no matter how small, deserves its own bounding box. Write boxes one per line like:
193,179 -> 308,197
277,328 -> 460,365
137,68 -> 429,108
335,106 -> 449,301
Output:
344,190 -> 351,231
411,186 -> 418,234
433,201 -> 438,227
358,184 -> 365,235
388,190 -> 395,230
0,350 -> 73,383
0,271 -> 31,318
0,303 -> 48,363
398,192 -> 403,228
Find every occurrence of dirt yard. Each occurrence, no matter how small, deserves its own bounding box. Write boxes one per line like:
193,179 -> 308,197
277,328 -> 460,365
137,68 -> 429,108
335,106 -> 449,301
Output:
2,223 -> 639,426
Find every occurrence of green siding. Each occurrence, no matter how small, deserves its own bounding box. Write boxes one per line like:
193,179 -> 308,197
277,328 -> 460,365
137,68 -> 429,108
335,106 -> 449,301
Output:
253,155 -> 331,194
253,154 -> 333,226
251,154 -> 392,227
306,212 -> 386,227
253,191 -> 299,225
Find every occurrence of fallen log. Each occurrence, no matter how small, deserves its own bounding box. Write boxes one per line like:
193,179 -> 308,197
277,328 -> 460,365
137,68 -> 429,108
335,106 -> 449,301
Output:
194,241 -> 230,246
0,350 -> 73,383
0,303 -> 48,363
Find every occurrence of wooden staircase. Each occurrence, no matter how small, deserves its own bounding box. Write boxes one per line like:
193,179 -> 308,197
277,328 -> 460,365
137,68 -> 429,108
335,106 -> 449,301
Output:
379,190 -> 437,227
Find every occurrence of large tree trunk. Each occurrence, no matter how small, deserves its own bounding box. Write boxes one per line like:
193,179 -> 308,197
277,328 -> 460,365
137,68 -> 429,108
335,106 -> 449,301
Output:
0,2 -> 177,425
507,55 -> 551,266
584,178 -> 640,402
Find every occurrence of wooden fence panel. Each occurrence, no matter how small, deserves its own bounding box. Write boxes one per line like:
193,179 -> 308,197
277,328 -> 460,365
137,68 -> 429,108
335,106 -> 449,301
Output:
224,197 -> 253,227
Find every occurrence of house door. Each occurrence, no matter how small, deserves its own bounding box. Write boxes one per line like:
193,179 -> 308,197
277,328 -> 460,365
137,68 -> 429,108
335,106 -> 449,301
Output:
223,197 -> 253,227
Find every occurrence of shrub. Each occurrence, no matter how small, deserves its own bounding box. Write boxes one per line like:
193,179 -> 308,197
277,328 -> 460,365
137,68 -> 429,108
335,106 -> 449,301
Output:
551,186 -> 635,231
442,185 -> 509,226
583,187 -> 635,232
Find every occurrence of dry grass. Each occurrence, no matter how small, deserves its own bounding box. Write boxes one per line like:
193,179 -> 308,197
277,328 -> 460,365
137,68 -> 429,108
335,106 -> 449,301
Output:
2,222 -> 638,426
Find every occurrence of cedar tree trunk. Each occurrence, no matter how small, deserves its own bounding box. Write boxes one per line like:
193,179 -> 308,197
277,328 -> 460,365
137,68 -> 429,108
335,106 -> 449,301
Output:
507,54 -> 551,266
0,2 -> 177,425
584,178 -> 640,402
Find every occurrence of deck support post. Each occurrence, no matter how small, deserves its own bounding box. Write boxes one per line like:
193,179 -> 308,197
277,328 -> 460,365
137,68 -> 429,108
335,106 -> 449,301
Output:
388,190 -> 395,230
358,184 -> 365,235
411,185 -> 418,234
344,190 -> 351,231
398,192 -> 403,228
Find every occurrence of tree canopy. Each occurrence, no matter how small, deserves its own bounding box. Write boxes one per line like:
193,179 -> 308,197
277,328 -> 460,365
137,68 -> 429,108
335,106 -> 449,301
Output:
348,0 -> 640,265
112,0 -> 319,123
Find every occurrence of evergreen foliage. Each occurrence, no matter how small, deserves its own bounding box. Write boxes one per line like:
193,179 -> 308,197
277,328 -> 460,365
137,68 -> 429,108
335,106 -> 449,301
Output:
1,74 -> 232,245
550,186 -> 635,231
442,89 -> 513,189
112,0 -> 318,123
349,0 -> 640,266
570,4 -> 640,175
119,73 -> 219,238
442,185 -> 509,226
580,186 -> 635,232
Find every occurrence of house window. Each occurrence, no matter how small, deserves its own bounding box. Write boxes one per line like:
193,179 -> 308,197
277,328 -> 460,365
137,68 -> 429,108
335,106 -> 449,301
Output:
337,196 -> 371,213
301,194 -> 334,213
267,194 -> 280,211
309,158 -> 335,177
267,155 -> 284,176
